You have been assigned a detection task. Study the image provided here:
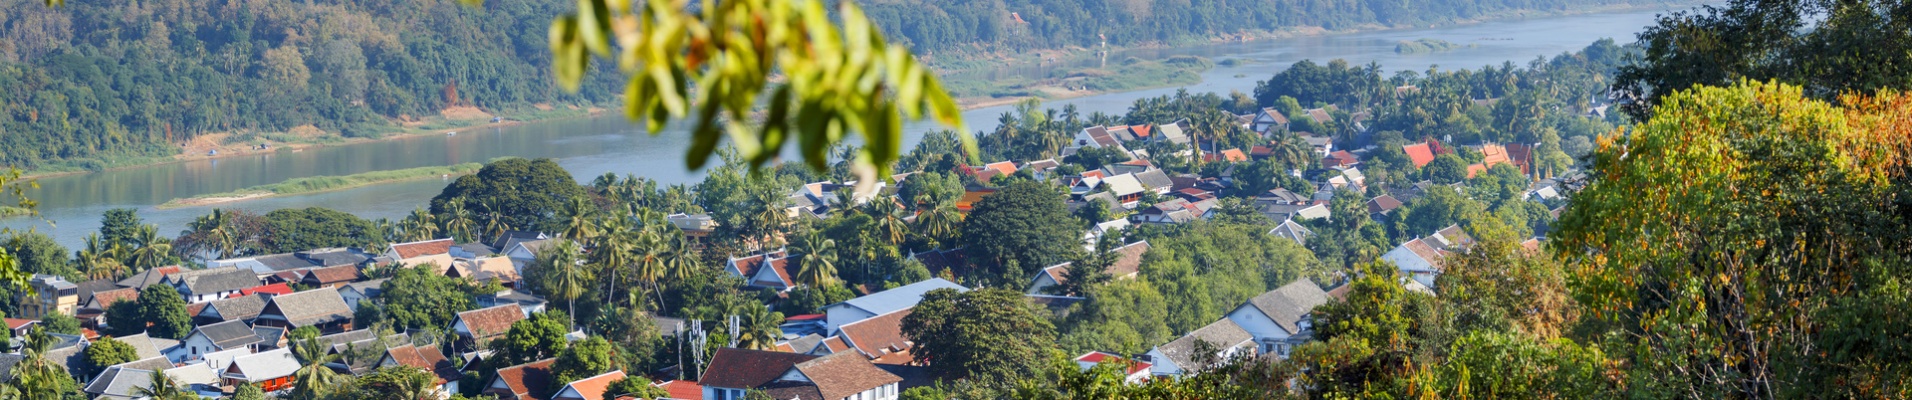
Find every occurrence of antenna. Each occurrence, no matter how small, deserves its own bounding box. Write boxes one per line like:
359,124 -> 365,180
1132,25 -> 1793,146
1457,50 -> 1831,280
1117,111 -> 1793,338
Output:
727,315 -> 742,349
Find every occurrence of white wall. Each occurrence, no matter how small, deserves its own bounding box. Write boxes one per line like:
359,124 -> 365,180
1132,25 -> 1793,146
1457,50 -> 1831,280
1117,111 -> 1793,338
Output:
824,306 -> 876,333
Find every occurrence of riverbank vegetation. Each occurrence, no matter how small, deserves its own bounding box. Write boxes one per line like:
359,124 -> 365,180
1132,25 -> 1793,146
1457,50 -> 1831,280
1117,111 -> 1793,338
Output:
945,55 -> 1214,100
1394,38 -> 1473,54
157,162 -> 488,209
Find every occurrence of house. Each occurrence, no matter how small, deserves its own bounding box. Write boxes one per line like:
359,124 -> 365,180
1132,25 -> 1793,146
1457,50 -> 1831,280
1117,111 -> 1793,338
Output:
551,370 -> 625,400
483,358 -> 557,400
1207,148 -> 1248,163
1251,108 -> 1290,134
1323,150 -> 1359,168
388,238 -> 455,261
972,161 -> 1019,182
1101,173 -> 1147,207
701,349 -> 819,400
1027,241 -> 1151,295
4,318 -> 37,338
18,274 -> 78,319
503,239 -> 560,271
1075,352 -> 1152,384
1293,204 -> 1331,221
835,308 -> 915,363
164,364 -> 227,398
1382,239 -> 1447,289
224,348 -> 301,392
83,359 -> 176,399
906,249 -> 967,279
339,278 -> 389,308
453,304 -> 525,350
1154,119 -> 1191,144
192,294 -> 269,325
1269,219 -> 1313,246
1260,188 -> 1310,205
1145,318 -> 1255,376
1022,159 -> 1062,180
450,256 -> 522,287
378,344 -> 462,394
1367,195 -> 1404,217
1304,108 -> 1333,126
1225,280 -> 1331,358
1403,142 -> 1437,168
168,267 -> 260,303
172,320 -> 263,362
822,278 -> 967,332
725,250 -> 797,292
1073,126 -> 1126,150
1133,169 -> 1174,195
254,287 -> 354,334
116,266 -> 182,290
238,282 -> 294,297
300,265 -> 361,288
479,290 -> 548,316
656,380 -> 703,400
702,349 -> 903,400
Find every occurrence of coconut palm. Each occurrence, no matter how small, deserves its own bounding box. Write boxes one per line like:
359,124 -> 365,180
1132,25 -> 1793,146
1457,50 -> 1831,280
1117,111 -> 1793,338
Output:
793,235 -> 838,288
590,213 -> 638,304
863,199 -> 909,247
79,234 -> 129,280
288,336 -> 345,400
128,225 -> 173,272
538,240 -> 593,330
557,196 -> 600,242
732,303 -> 785,350
10,328 -> 71,397
479,200 -> 512,243
1268,133 -> 1315,171
133,369 -> 193,400
747,188 -> 791,248
198,209 -> 239,259
401,207 -> 440,242
442,198 -> 478,243
914,200 -> 963,246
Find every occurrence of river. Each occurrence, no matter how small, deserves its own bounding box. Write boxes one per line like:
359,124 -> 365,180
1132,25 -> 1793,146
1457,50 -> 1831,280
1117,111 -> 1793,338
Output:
6,5 -> 1695,249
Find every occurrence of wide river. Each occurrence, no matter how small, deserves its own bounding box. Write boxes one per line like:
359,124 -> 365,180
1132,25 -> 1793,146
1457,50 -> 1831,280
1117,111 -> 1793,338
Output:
9,5 -> 1696,249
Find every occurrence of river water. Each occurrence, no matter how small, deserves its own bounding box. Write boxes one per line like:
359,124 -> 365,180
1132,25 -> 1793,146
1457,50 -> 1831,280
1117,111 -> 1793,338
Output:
7,5 -> 1695,249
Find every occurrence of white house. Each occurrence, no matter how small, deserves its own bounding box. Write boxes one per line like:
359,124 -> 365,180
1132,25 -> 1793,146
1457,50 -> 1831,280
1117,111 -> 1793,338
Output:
1145,318 -> 1254,376
821,278 -> 966,332
1224,280 -> 1331,358
170,320 -> 263,363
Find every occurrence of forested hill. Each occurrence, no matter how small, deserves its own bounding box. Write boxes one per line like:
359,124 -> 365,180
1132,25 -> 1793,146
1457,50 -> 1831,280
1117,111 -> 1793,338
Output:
0,0 -> 622,170
863,0 -> 1670,53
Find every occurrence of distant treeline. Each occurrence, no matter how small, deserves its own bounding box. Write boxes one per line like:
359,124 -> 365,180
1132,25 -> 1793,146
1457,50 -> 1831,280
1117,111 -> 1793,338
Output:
0,0 -> 623,170
862,0 -> 1662,53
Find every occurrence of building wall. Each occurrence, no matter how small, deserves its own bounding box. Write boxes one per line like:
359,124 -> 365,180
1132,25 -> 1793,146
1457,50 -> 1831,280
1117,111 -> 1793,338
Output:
1225,306 -> 1294,356
823,306 -> 876,333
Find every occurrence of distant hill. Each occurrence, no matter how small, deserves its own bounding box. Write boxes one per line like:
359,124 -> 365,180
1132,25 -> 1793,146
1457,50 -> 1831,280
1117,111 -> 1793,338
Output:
0,0 -> 622,170
863,0 -> 1664,54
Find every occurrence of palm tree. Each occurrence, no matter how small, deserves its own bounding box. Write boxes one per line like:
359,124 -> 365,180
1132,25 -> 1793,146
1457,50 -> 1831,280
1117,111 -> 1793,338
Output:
79,234 -> 130,280
538,240 -> 594,330
10,328 -> 70,397
289,336 -> 345,400
863,199 -> 909,247
479,201 -> 513,244
793,235 -> 838,288
557,196 -> 600,242
914,200 -> 963,246
591,213 -> 638,304
732,304 -> 785,350
133,369 -> 193,400
194,209 -> 239,259
1269,133 -> 1315,171
128,225 -> 173,272
748,189 -> 791,248
402,207 -> 440,242
442,198 -> 478,243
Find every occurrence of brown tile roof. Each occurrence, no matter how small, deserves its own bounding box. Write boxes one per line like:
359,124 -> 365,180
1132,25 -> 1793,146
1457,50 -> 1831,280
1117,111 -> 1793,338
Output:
456,304 -> 525,340
462,257 -> 520,283
489,358 -> 557,400
756,257 -> 794,288
818,336 -> 851,354
1040,264 -> 1070,287
386,344 -> 459,383
794,352 -> 904,400
392,238 -> 454,259
1404,239 -> 1446,271
700,348 -> 818,390
555,370 -> 626,400
88,288 -> 139,309
1106,241 -> 1151,278
303,265 -> 360,284
659,380 -> 701,400
837,309 -> 913,360
1368,195 -> 1404,214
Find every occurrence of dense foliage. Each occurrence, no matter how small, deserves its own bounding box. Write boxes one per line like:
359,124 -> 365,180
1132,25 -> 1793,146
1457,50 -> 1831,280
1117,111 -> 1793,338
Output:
0,0 -> 624,170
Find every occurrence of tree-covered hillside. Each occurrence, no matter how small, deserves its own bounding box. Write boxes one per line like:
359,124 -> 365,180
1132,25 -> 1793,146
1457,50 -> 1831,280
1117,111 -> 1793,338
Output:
863,0 -> 1667,53
0,0 -> 622,170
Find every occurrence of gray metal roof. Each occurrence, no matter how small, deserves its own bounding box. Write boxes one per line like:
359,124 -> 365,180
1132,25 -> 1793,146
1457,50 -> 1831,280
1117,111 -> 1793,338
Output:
176,267 -> 261,295
202,294 -> 269,322
1134,169 -> 1174,191
1155,318 -> 1253,371
261,287 -> 353,327
830,278 -> 967,317
228,348 -> 301,382
195,320 -> 264,350
1245,280 -> 1331,335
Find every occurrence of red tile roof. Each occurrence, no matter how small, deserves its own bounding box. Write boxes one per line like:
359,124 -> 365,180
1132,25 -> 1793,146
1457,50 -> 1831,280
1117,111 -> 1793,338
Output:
387,344 -> 460,384
1479,144 -> 1511,168
1324,150 -> 1359,168
239,283 -> 294,297
90,288 -> 139,308
489,358 -> 558,400
838,309 -> 913,360
1404,143 -> 1436,168
1221,148 -> 1248,162
303,265 -> 361,284
756,256 -> 795,288
795,353 -> 905,400
1466,163 -> 1488,179
555,370 -> 626,400
819,336 -> 851,354
1075,351 -> 1152,375
4,318 -> 36,330
1132,125 -> 1152,138
701,348 -> 819,390
457,304 -> 525,340
392,238 -> 455,259
658,380 -> 702,400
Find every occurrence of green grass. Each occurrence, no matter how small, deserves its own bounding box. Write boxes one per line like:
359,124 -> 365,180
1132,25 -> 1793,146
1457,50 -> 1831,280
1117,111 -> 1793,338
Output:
0,206 -> 31,219
1395,38 -> 1474,55
158,161 -> 493,209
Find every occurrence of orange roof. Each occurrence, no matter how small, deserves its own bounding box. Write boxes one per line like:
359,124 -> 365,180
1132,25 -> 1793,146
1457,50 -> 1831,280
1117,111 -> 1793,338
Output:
658,380 -> 702,400
1466,163 -> 1488,179
4,318 -> 36,330
1479,144 -> 1511,168
1404,143 -> 1436,168
489,359 -> 557,400
556,370 -> 626,400
89,287 -> 140,308
392,238 -> 454,259
239,283 -> 294,297
1075,351 -> 1152,375
1223,148 -> 1248,162
982,161 -> 1017,177
1132,125 -> 1152,138
955,189 -> 996,212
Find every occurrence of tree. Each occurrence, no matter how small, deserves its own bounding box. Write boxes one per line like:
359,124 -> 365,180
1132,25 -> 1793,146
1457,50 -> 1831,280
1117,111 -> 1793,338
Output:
602,376 -> 667,400
99,208 -> 144,248
960,182 -> 1080,286
136,284 -> 191,339
132,369 -> 195,400
792,234 -> 838,288
104,300 -> 143,337
77,336 -> 137,380
901,288 -> 1057,382
494,311 -> 571,366
1421,153 -> 1468,184
549,337 -> 616,396
125,225 -> 174,273
232,384 -> 267,400
1391,185 -> 1483,239
431,158 -> 586,234
38,313 -> 80,335
532,241 -> 593,330
289,336 -> 346,400
352,366 -> 444,400
9,328 -> 81,398
380,265 -> 481,331
1556,81 -> 1912,397
263,207 -> 380,253
4,232 -> 74,279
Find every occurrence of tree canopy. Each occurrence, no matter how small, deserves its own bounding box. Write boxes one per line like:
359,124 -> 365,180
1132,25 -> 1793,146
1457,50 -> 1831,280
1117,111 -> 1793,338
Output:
960,181 -> 1080,286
